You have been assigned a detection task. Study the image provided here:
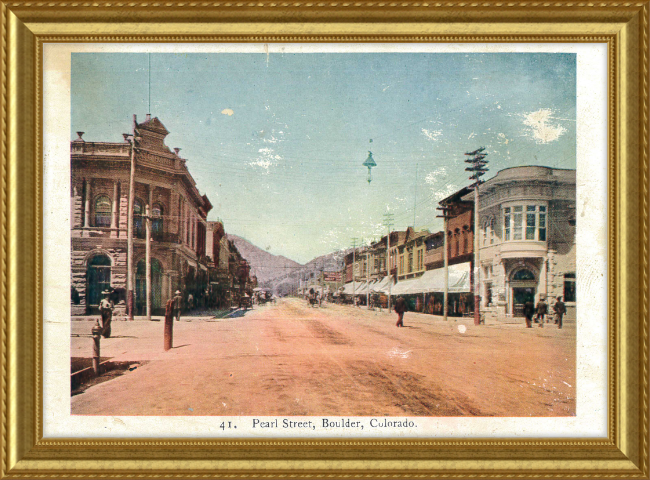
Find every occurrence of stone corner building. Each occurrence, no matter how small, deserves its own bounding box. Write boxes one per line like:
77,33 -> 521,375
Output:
71,115 -> 213,316
463,165 -> 577,319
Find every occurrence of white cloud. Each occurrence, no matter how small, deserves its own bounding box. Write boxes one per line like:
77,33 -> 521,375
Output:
221,108 -> 234,116
522,108 -> 567,144
421,128 -> 443,142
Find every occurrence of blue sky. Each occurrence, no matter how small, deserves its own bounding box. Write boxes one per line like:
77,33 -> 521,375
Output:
72,52 -> 576,264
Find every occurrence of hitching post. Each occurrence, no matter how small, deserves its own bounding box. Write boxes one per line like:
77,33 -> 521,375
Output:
164,298 -> 174,351
91,320 -> 102,376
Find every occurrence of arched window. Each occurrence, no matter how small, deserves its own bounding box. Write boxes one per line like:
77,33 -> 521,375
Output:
133,198 -> 145,239
454,229 -> 460,257
489,218 -> 496,244
463,227 -> 469,253
152,203 -> 164,241
94,195 -> 111,227
513,269 -> 536,281
482,220 -> 489,246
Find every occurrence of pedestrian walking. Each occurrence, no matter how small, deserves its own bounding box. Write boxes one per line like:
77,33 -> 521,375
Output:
523,300 -> 535,328
187,292 -> 194,311
98,290 -> 114,338
553,296 -> 567,329
394,296 -> 407,328
173,290 -> 183,321
535,296 -> 548,327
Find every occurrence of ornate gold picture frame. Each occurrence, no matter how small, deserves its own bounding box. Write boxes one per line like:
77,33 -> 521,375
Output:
2,2 -> 649,477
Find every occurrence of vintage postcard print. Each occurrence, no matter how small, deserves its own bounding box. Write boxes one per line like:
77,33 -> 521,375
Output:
43,43 -> 607,438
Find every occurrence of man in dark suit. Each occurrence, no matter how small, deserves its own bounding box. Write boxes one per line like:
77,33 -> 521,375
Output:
394,296 -> 407,328
523,300 -> 535,328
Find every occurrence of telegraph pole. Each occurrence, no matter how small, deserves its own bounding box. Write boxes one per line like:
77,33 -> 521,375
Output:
383,213 -> 394,310
145,204 -> 152,321
351,238 -> 358,306
366,240 -> 371,310
436,206 -> 451,322
125,120 -> 139,321
413,163 -> 418,230
465,147 -> 489,326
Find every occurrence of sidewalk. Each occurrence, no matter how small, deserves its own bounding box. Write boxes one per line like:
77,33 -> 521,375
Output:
71,308 -> 235,322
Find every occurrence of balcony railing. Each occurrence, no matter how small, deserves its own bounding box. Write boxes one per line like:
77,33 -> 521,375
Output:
71,142 -> 131,156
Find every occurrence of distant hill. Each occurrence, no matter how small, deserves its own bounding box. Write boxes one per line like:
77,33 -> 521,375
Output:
227,234 -> 303,284
260,249 -> 349,296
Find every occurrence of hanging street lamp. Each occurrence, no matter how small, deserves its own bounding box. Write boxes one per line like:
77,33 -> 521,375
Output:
363,151 -> 377,184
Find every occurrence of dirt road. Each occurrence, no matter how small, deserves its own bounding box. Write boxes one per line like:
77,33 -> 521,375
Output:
71,298 -> 575,416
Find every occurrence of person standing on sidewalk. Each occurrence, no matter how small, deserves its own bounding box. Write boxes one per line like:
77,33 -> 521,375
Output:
173,290 -> 183,321
187,292 -> 194,312
535,296 -> 548,326
523,300 -> 535,328
553,296 -> 567,329
98,290 -> 114,338
394,296 -> 407,328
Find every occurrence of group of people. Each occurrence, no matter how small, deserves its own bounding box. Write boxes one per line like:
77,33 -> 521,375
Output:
523,296 -> 567,329
391,294 -> 567,329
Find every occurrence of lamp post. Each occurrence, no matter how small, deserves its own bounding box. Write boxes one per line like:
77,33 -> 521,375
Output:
361,150 -> 377,308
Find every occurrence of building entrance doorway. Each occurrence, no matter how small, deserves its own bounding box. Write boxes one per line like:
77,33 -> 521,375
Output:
86,254 -> 111,314
512,287 -> 536,317
510,268 -> 537,317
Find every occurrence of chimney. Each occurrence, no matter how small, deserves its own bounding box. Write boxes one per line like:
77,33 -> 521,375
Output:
174,148 -> 181,156
145,114 -> 151,121
76,132 -> 85,141
132,114 -> 137,135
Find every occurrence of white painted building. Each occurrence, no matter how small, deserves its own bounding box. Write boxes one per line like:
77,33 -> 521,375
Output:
462,166 -> 576,320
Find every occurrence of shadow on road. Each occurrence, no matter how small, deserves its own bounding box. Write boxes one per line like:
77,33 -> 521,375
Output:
171,344 -> 190,349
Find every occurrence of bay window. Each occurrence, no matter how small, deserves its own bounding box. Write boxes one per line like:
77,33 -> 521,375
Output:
503,204 -> 547,242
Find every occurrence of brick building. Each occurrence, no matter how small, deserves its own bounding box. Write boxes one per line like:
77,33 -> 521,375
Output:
70,115 -> 213,316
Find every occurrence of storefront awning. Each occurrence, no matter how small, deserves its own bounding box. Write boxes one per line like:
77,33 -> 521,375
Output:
371,276 -> 395,294
391,263 -> 471,295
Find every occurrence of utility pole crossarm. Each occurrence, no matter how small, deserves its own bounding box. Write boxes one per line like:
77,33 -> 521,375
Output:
465,147 -> 489,326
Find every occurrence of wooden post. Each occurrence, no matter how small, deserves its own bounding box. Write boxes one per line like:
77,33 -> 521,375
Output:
164,299 -> 174,351
91,321 -> 102,376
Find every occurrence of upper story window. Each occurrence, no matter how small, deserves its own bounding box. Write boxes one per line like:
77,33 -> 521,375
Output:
94,195 -> 111,227
503,205 -> 547,242
133,198 -> 145,239
152,203 -> 164,241
490,218 -> 495,244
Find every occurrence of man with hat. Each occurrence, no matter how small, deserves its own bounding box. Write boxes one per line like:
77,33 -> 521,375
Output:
172,290 -> 183,322
553,296 -> 567,329
98,290 -> 114,338
535,295 -> 548,327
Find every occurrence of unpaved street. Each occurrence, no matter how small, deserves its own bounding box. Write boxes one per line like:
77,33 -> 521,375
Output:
71,298 -> 575,416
